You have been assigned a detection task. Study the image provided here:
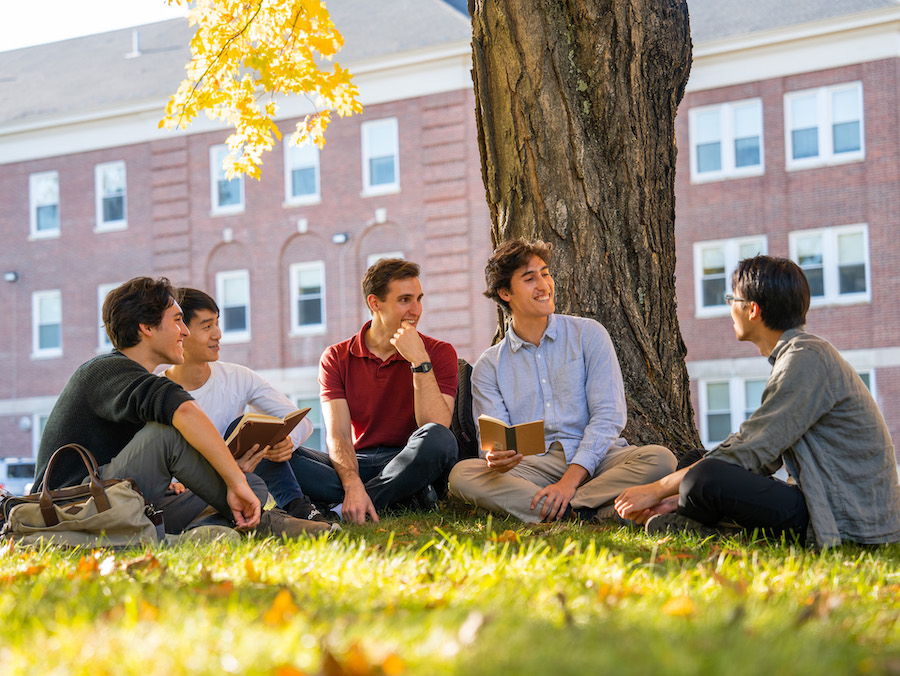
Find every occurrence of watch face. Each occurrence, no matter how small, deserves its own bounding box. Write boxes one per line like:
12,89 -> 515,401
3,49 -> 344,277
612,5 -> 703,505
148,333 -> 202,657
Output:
412,361 -> 432,373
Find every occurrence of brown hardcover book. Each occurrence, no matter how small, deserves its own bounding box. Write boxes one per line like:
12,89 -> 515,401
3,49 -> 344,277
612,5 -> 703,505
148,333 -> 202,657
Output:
477,414 -> 546,456
225,408 -> 310,459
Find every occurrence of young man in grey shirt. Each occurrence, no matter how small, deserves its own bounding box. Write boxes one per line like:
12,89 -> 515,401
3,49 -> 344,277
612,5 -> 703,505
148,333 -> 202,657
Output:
449,239 -> 676,523
615,255 -> 900,547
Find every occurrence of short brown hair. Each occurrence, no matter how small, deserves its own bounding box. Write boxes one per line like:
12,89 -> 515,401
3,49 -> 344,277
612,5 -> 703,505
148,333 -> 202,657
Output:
484,239 -> 552,312
102,277 -> 176,350
362,258 -> 420,312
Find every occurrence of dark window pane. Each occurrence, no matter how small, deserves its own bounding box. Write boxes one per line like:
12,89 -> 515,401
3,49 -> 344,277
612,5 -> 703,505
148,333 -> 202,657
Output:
39,323 -> 60,349
734,136 -> 760,168
298,298 -> 322,326
103,196 -> 124,222
218,179 -> 241,207
839,263 -> 866,294
858,372 -> 871,390
833,121 -> 860,154
8,463 -> 35,479
369,156 -> 395,186
36,204 -> 58,231
804,267 -> 824,297
792,128 -> 818,159
702,276 -> 726,307
707,413 -> 731,443
696,142 -> 721,173
291,167 -> 316,197
297,284 -> 321,296
224,305 -> 246,332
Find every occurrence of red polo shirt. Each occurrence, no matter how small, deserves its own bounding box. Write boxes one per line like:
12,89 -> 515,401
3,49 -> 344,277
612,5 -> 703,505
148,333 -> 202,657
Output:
319,321 -> 458,450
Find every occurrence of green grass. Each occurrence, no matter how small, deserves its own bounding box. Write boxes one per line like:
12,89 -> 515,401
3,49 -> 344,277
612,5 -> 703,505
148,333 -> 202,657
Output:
1,501 -> 898,676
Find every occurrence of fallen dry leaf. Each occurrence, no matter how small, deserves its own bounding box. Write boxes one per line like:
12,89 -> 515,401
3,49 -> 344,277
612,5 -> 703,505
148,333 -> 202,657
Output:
661,595 -> 695,617
263,588 -> 300,626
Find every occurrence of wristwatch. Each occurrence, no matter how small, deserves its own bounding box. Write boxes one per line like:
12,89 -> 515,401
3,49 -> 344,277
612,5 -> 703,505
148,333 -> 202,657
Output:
411,361 -> 433,373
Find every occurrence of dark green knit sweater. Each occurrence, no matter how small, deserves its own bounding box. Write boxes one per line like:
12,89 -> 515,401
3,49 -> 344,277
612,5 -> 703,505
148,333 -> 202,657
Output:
34,351 -> 192,489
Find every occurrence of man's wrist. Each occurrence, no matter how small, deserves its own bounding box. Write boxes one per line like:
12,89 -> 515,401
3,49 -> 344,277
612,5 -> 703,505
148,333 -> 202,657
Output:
411,361 -> 432,373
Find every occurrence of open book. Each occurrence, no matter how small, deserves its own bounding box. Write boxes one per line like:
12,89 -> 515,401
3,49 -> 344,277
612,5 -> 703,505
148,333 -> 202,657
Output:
224,408 -> 310,459
477,414 -> 546,456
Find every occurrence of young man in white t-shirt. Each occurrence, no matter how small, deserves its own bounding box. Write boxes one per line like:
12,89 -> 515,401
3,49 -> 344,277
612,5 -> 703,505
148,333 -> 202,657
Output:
163,288 -> 336,528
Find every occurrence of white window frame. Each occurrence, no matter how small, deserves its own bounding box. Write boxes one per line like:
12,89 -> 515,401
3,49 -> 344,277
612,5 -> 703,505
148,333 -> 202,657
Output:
29,171 -> 60,239
94,161 -> 127,231
32,413 -> 51,457
31,289 -> 62,359
788,224 -> 870,307
283,142 -> 321,206
699,376 -> 768,448
361,118 -> 400,196
693,236 -> 768,318
97,282 -> 121,352
289,261 -> 326,335
215,270 -> 251,343
294,395 -> 324,452
784,81 -> 864,171
210,144 -> 245,214
689,98 -> 764,183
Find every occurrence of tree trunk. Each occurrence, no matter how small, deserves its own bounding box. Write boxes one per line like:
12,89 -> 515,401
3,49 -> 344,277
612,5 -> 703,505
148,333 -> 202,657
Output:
469,0 -> 701,454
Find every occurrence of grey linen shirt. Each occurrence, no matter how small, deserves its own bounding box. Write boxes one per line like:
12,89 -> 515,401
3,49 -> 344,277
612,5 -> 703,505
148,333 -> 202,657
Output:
707,328 -> 900,547
471,313 -> 629,476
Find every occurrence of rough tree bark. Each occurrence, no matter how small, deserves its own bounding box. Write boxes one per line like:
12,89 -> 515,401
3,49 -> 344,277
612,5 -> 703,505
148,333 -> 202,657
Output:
469,0 -> 702,454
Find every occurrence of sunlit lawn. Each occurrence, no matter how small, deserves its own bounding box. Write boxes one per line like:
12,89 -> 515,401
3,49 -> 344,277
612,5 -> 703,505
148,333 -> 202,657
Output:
1,499 -> 898,675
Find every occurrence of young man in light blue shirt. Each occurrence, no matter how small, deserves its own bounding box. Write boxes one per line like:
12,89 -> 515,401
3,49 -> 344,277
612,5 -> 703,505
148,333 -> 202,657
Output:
449,239 -> 675,523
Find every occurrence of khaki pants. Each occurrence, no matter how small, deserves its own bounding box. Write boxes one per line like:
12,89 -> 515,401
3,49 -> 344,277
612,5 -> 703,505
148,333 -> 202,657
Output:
448,443 -> 675,523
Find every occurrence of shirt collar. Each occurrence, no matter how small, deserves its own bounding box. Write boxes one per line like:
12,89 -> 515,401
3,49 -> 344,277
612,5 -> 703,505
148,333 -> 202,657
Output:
506,314 -> 558,352
767,327 -> 803,365
349,320 -> 404,363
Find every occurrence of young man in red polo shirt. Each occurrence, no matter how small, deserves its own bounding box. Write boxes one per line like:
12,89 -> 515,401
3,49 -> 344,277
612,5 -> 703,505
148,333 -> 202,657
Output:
290,259 -> 458,523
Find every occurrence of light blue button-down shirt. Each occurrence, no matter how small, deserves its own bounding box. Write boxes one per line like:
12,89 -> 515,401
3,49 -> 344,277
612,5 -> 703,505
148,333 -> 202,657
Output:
471,313 -> 629,476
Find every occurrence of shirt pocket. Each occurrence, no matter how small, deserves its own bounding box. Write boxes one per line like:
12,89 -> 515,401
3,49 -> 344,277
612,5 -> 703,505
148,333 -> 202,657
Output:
551,357 -> 586,395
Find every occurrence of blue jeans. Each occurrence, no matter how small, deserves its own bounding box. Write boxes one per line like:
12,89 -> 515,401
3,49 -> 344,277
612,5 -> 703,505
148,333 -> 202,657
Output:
254,458 -> 306,508
290,423 -> 457,510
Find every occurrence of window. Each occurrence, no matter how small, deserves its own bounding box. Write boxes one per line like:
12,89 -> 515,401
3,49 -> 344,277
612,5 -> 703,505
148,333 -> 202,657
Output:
284,142 -> 320,204
699,376 -> 767,447
215,270 -> 250,342
95,161 -> 127,230
32,290 -> 62,358
789,224 -> 869,305
785,82 -> 864,169
97,282 -> 121,350
32,414 -> 50,457
290,262 -> 325,334
361,118 -> 399,195
210,144 -> 245,213
689,98 -> 763,181
295,396 -> 323,451
693,236 -> 767,317
29,171 -> 60,238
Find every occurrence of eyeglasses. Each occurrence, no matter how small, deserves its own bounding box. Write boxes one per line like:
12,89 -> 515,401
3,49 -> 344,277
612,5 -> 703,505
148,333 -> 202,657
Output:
724,294 -> 747,306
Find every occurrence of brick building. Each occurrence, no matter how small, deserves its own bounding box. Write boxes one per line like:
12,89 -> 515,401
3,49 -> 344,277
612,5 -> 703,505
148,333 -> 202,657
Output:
0,0 -> 494,460
2,0 -> 899,468
676,0 -> 900,460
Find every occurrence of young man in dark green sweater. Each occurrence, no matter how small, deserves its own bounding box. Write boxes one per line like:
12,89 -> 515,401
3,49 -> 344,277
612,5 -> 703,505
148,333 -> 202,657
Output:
34,277 -> 324,538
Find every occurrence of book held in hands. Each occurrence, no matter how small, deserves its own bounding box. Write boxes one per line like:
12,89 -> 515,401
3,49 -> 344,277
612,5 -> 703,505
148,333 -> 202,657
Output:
477,414 -> 546,456
224,408 -> 310,459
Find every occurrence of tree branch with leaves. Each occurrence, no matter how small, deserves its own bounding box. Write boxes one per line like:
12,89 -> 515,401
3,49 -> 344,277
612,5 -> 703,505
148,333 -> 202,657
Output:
160,0 -> 363,179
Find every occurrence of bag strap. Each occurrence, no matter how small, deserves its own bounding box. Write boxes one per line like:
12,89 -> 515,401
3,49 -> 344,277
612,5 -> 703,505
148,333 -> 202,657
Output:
39,443 -> 111,526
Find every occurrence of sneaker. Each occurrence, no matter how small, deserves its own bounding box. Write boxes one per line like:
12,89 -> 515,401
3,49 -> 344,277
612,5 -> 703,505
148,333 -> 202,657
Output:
166,525 -> 241,545
255,508 -> 334,538
307,506 -> 341,524
590,504 -> 635,528
285,497 -> 340,524
645,513 -> 735,538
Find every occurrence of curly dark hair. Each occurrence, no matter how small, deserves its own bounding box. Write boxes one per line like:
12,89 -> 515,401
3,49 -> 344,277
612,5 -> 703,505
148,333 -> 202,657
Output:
483,239 -> 552,312
102,277 -> 175,350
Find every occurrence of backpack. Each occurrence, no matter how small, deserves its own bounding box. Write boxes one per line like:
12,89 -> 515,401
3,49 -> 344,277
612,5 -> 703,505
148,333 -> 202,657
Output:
450,358 -> 479,460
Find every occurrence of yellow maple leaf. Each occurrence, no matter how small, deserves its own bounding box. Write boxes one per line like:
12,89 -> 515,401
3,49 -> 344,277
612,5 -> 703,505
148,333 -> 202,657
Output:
244,558 -> 260,582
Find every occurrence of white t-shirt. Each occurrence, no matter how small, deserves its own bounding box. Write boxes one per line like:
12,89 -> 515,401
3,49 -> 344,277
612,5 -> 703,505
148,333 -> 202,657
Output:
163,361 -> 313,448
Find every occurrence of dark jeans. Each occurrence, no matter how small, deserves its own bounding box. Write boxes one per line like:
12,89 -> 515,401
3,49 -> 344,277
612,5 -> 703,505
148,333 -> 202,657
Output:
679,458 -> 809,541
254,458 -> 305,508
290,423 -> 457,510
